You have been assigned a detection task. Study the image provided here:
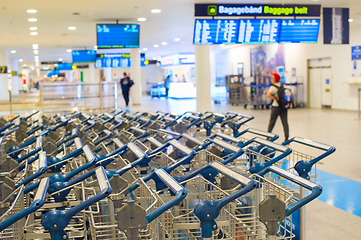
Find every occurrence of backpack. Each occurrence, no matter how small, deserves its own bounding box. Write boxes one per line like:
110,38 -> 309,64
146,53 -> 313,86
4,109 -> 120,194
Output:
273,84 -> 294,109
127,77 -> 134,88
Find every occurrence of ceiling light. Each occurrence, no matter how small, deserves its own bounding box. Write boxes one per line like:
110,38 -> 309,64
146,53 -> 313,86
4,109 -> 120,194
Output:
349,19 -> 354,23
151,9 -> 161,13
174,38 -> 180,41
29,27 -> 38,31
153,57 -> 157,60
30,32 -> 38,35
67,49 -> 72,52
142,48 -> 147,51
139,50 -> 141,53
35,59 -> 39,63
36,62 -> 39,67
59,58 -> 63,61
161,42 -> 167,45
10,50 -> 16,54
27,9 -> 37,13
28,18 -> 37,22
31,66 -> 35,70
68,26 -> 76,30
34,50 -> 39,54
154,44 -> 159,48
19,59 -> 23,62
33,46 -> 38,49
32,44 -> 38,47
34,56 -> 39,59
94,45 -> 97,49
137,18 -> 146,22
23,64 -> 27,67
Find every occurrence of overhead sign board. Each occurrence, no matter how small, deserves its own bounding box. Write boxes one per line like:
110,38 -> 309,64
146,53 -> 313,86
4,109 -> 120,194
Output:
159,53 -> 195,67
195,4 -> 321,17
352,46 -> 361,60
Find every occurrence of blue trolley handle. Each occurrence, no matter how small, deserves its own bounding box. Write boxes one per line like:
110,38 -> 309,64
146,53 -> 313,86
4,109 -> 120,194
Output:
144,168 -> 187,223
128,127 -> 150,141
190,162 -> 257,238
12,136 -> 43,163
8,115 -> 20,123
0,177 -> 50,232
257,165 -> 323,216
15,151 -> 48,188
282,137 -> 336,179
41,167 -> 112,240
21,111 -> 39,121
0,122 -> 15,133
240,137 -> 292,174
235,128 -> 279,142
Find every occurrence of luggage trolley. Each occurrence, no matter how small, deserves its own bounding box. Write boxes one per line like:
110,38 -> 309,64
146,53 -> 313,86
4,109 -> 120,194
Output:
89,168 -> 187,240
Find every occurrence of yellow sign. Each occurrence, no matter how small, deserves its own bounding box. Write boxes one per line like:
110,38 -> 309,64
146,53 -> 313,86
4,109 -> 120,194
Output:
72,65 -> 77,70
144,60 -> 149,65
325,89 -> 330,93
0,66 -> 8,74
18,73 -> 22,77
11,71 -> 17,76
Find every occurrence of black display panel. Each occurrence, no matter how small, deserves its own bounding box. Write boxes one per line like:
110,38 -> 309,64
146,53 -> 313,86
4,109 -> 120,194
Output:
96,24 -> 140,49
237,19 -> 280,44
72,50 -> 97,63
279,19 -> 320,43
323,8 -> 349,44
193,19 -> 239,45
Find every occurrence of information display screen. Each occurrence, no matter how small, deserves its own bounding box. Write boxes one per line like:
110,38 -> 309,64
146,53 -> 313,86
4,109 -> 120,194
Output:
279,19 -> 320,43
238,19 -> 280,43
56,63 -> 74,70
72,50 -> 97,63
94,53 -> 146,68
96,24 -> 140,49
193,19 -> 239,45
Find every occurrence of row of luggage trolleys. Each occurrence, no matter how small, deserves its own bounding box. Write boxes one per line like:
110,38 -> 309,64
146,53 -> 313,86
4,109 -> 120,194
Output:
0,109 -> 336,240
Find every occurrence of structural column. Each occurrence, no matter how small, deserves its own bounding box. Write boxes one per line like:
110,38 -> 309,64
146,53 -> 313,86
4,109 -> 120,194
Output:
11,59 -> 19,95
195,45 -> 211,112
130,48 -> 141,105
104,67 -> 112,82
0,50 -> 9,101
89,63 -> 95,82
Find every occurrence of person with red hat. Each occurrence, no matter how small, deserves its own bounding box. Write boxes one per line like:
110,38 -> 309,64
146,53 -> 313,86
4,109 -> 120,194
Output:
267,72 -> 289,141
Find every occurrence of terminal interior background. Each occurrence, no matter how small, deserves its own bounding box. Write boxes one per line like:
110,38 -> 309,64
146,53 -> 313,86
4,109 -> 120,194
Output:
0,0 -> 361,239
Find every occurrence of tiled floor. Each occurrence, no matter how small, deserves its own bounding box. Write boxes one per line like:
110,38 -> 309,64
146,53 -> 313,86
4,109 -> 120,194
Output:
2,95 -> 361,239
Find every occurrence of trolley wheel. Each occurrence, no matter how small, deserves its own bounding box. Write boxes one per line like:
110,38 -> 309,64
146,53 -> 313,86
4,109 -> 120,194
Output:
231,103 -> 234,106
261,105 -> 264,109
254,105 -> 257,109
244,104 -> 247,109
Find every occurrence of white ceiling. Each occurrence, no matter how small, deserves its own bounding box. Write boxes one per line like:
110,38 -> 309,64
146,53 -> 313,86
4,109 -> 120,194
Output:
1,0 -> 361,68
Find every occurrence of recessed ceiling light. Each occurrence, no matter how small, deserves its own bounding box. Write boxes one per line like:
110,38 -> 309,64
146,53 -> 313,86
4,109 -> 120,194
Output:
32,44 -> 38,47
67,49 -> 72,52
34,50 -> 39,54
29,27 -> 38,31
34,56 -> 39,59
137,17 -> 146,22
10,50 -> 16,54
19,59 -> 23,62
23,64 -> 27,67
153,57 -> 157,60
161,42 -> 167,45
27,9 -> 37,13
174,38 -> 180,41
59,58 -> 63,61
28,18 -> 37,22
33,46 -> 38,50
154,44 -> 159,48
31,66 -> 35,70
151,9 -> 161,14
30,32 -> 38,35
35,62 -> 39,67
349,19 -> 354,22
68,26 -> 76,30
142,48 -> 147,51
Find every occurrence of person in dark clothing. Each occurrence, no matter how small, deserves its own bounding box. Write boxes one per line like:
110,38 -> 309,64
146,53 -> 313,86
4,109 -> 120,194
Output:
120,72 -> 131,106
267,72 -> 289,142
164,75 -> 171,98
